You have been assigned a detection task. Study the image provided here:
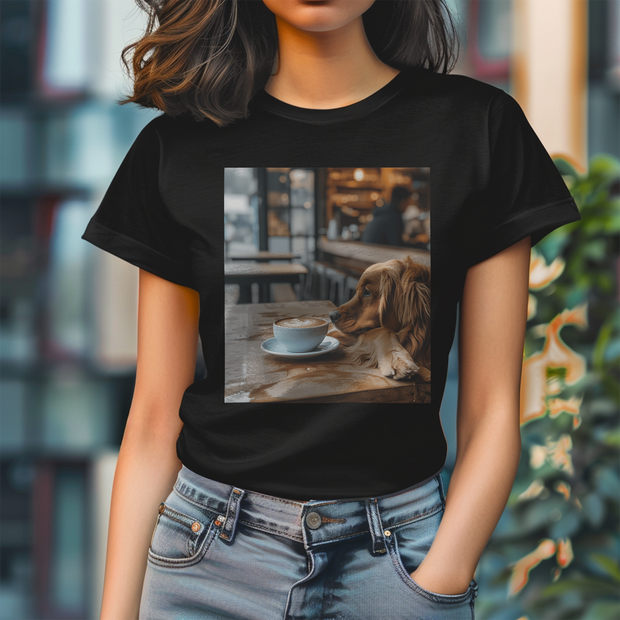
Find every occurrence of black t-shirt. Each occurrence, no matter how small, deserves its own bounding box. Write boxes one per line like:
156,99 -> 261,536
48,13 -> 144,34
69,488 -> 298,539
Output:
81,66 -> 581,500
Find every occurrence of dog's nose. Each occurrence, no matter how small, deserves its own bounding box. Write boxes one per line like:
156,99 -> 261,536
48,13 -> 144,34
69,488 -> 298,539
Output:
329,311 -> 340,323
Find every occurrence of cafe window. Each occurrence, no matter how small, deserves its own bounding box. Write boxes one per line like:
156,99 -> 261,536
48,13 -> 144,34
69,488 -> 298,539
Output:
224,167 -> 317,264
224,167 -> 259,259
264,168 -> 316,262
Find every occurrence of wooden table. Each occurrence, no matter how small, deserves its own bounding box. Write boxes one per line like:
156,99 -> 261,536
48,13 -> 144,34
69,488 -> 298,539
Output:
228,251 -> 302,262
224,300 -> 430,404
225,262 -> 308,303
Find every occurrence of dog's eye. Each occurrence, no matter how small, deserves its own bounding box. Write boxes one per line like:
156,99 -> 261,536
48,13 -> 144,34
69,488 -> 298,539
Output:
362,288 -> 371,297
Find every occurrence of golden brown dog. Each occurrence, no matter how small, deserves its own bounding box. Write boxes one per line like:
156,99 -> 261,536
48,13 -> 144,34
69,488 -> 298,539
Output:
328,256 -> 430,381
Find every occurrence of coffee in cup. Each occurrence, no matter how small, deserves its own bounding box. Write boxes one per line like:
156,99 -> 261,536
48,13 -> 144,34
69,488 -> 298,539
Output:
273,317 -> 329,353
274,317 -> 327,329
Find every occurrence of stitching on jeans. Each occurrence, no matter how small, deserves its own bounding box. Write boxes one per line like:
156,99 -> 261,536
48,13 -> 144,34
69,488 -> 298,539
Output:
173,486 -> 443,541
309,530 -> 367,544
148,520 -> 215,567
160,502 -> 202,530
237,519 -> 303,542
240,518 -> 366,545
236,504 -> 443,544
175,483 -> 309,509
238,489 -> 309,507
236,519 -> 373,546
172,487 -> 221,516
302,500 -> 339,507
388,504 -> 443,529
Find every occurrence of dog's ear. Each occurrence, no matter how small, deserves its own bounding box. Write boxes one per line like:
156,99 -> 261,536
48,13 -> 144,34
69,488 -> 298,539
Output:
396,264 -> 431,329
378,269 -> 402,332
401,280 -> 430,327
402,265 -> 431,364
419,263 -> 430,289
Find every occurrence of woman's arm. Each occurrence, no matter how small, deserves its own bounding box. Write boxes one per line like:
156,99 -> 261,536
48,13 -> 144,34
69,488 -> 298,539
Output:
100,269 -> 200,620
410,235 -> 532,595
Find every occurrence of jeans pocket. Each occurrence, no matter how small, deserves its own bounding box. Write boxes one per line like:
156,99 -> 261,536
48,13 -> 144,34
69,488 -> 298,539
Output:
147,488 -> 223,569
385,509 -> 475,606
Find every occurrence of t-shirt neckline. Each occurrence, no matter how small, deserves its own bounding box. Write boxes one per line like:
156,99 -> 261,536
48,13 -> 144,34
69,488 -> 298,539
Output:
252,66 -> 415,125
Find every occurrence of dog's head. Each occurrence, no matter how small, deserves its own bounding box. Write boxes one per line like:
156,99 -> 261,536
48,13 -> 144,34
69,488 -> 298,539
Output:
331,256 -> 430,334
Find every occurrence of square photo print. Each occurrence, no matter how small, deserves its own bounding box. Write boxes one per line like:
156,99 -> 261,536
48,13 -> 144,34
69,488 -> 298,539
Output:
224,167 -> 430,404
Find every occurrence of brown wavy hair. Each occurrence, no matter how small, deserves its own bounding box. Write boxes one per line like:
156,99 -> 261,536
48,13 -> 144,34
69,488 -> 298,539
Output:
119,0 -> 461,127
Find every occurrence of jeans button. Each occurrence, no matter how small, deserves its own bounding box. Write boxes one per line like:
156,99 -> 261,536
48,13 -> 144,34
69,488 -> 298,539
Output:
305,511 -> 322,529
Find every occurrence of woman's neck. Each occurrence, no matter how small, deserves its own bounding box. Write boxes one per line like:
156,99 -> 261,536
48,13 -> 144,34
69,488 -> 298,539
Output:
263,14 -> 400,110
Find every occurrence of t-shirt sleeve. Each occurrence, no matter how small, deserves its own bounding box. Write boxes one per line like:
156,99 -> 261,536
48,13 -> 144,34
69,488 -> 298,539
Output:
466,90 -> 582,268
81,118 -> 196,289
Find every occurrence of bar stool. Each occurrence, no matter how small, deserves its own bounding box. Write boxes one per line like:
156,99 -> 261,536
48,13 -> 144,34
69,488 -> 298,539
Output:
300,261 -> 316,300
344,275 -> 359,303
324,266 -> 350,306
313,261 -> 331,301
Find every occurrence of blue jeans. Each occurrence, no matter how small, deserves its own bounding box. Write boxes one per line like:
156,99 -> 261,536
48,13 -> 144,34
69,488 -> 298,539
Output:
139,465 -> 479,619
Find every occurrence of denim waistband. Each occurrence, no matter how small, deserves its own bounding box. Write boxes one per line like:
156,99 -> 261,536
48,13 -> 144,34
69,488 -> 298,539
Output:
173,465 -> 446,552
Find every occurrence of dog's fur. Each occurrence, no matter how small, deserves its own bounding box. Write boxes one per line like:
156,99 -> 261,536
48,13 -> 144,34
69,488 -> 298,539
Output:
329,256 -> 431,381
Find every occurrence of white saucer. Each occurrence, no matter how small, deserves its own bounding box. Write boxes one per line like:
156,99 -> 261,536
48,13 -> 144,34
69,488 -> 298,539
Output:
261,336 -> 340,358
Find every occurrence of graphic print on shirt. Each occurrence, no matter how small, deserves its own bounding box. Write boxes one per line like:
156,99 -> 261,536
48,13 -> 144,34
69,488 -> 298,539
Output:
224,167 -> 430,404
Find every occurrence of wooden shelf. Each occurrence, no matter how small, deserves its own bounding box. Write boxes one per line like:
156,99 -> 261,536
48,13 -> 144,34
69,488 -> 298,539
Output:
324,167 -> 431,234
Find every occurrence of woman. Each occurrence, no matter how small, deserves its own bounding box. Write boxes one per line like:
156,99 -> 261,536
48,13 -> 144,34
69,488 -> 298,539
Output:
82,1 -> 582,618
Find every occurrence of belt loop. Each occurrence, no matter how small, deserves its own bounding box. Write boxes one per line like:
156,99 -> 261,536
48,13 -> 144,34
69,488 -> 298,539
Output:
471,578 -> 479,599
436,473 -> 446,509
218,486 -> 245,544
365,498 -> 387,555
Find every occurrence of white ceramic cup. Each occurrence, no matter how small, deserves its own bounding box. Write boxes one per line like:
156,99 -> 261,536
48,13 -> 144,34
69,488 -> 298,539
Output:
272,317 -> 329,353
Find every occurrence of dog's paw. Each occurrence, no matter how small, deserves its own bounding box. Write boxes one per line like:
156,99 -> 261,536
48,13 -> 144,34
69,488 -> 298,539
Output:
417,366 -> 431,382
379,350 -> 420,381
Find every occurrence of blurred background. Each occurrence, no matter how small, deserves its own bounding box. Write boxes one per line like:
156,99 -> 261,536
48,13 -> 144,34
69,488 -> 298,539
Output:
0,0 -> 618,618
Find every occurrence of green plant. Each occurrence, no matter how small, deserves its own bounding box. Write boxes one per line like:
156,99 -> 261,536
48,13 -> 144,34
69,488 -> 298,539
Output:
476,154 -> 620,620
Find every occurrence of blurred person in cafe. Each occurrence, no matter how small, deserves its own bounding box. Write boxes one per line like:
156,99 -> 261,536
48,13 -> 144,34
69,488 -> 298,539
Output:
361,185 -> 430,248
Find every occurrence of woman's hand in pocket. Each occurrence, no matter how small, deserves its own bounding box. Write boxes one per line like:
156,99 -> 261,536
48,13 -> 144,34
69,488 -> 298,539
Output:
409,561 -> 473,596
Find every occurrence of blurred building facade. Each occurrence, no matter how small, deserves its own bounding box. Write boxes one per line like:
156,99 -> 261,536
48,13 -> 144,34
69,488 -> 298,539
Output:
0,0 -> 617,618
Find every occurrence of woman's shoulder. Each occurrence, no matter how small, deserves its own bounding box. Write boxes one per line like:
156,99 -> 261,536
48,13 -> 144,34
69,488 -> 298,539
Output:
151,109 -> 220,131
139,110 -> 225,149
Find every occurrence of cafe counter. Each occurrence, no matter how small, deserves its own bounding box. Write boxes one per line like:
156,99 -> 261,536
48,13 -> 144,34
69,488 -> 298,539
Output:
317,236 -> 429,274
